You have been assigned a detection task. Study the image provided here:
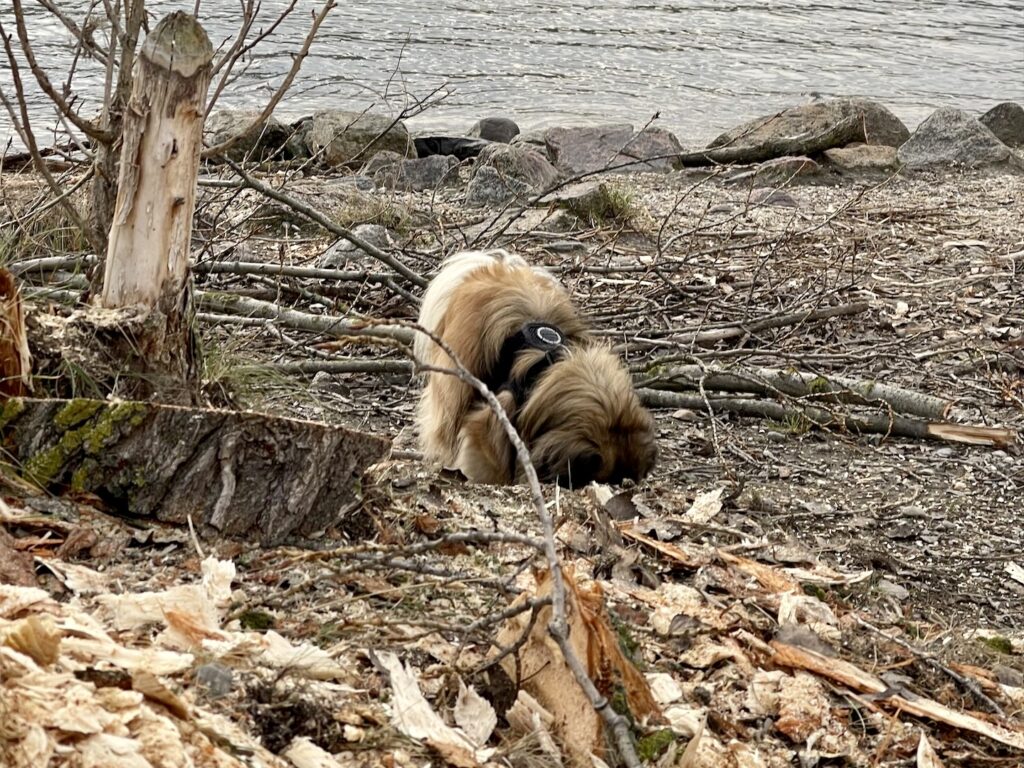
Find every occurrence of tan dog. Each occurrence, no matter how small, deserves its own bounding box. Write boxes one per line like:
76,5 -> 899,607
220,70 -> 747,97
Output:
414,250 -> 656,487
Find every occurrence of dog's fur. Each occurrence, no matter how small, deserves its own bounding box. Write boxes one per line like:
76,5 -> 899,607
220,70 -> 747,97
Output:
415,250 -> 656,486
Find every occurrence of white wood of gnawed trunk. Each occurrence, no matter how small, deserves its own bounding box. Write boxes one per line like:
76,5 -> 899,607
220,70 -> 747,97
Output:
101,12 -> 213,310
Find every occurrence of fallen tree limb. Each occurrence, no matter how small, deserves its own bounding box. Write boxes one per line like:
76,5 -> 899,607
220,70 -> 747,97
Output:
236,359 -> 413,376
771,641 -> 1024,751
674,116 -> 862,168
673,301 -> 871,347
192,259 -> 399,284
197,291 -> 415,345
1,397 -> 390,545
637,389 -> 1018,448
640,364 -> 955,420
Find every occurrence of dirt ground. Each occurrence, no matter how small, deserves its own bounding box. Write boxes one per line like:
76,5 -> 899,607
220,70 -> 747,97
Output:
189,166 -> 1024,631
3,162 -> 1023,766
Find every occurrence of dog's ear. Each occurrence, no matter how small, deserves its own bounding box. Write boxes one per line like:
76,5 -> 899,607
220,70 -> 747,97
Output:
455,391 -> 518,484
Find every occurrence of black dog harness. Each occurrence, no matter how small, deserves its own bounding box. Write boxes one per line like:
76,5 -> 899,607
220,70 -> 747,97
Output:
482,322 -> 567,404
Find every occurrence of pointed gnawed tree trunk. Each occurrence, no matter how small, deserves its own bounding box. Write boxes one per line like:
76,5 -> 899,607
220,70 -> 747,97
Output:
97,11 -> 213,403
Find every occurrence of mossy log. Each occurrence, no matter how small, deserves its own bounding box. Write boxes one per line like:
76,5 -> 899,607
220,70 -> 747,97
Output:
1,397 -> 390,545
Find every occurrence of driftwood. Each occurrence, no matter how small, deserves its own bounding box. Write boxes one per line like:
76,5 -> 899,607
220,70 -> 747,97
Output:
641,364 -> 956,420
638,389 -> 1018,448
673,116 -> 862,168
1,397 -> 390,545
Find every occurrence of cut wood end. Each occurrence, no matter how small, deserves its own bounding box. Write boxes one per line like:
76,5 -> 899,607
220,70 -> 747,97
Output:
142,12 -> 214,77
927,422 -> 1019,448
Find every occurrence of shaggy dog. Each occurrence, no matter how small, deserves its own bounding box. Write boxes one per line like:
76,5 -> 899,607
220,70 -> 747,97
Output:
414,250 -> 656,487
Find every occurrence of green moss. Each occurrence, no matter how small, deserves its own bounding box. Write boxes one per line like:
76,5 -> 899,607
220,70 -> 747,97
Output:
0,397 -> 26,428
23,401 -> 147,486
238,610 -> 276,631
807,376 -> 833,395
636,729 -> 676,762
54,399 -> 104,429
981,635 -> 1013,654
83,402 -> 147,453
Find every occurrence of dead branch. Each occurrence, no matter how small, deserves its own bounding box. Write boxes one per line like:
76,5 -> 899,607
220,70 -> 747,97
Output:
641,364 -> 955,419
197,291 -> 415,344
637,389 -> 1018,448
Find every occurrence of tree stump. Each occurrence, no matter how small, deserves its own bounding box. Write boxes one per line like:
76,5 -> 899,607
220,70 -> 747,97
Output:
98,12 -> 214,403
2,397 -> 391,545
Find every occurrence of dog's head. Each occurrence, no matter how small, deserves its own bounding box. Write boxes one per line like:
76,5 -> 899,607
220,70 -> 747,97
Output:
515,345 -> 656,488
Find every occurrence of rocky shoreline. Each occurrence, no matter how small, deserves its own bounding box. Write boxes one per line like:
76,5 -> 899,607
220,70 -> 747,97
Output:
205,97 -> 1024,201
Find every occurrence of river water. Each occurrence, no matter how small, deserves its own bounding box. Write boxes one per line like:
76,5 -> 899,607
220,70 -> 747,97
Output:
2,1 -> 1023,145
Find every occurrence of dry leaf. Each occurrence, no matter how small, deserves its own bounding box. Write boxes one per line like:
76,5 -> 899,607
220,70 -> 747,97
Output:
454,679 -> 497,748
681,488 -> 724,525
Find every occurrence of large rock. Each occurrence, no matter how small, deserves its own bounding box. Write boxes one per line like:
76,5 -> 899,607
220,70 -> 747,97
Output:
541,124 -> 683,175
306,110 -> 415,167
414,136 -> 491,160
897,108 -> 1013,169
362,151 -> 460,191
468,117 -> 520,143
823,144 -> 900,174
464,165 -> 531,207
979,102 -> 1024,148
710,98 -> 910,150
320,224 -> 395,269
473,143 -> 560,190
204,109 -> 305,161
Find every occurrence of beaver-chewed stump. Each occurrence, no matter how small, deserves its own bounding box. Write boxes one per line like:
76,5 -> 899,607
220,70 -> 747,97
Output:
1,398 -> 390,545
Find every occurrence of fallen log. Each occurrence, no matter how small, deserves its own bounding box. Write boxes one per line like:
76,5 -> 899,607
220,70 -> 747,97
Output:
638,390 -> 1018,448
1,397 -> 390,545
673,116 -> 862,168
640,364 -> 955,420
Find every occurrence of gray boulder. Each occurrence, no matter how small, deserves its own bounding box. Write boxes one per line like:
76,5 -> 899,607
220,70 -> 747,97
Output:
710,98 -> 910,150
372,154 -> 460,192
823,144 -> 900,173
473,143 -> 560,190
204,109 -> 305,161
468,117 -> 520,143
320,224 -> 394,268
465,165 -> 531,207
753,155 -> 821,186
979,102 -> 1024,148
897,108 -> 1013,169
306,110 -> 415,167
543,124 -> 683,175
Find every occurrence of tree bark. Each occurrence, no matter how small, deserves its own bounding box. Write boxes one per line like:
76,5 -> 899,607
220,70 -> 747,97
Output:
98,12 -> 213,403
2,397 -> 391,545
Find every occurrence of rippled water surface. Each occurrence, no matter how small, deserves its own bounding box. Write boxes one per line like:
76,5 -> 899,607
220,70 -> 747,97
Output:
2,1 -> 1023,143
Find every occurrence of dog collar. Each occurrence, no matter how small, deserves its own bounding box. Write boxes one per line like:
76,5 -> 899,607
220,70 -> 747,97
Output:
484,322 -> 567,403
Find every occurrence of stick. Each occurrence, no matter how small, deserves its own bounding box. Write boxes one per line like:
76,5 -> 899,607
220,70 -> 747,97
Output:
637,390 -> 1017,448
197,291 -> 415,344
641,364 -> 954,420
